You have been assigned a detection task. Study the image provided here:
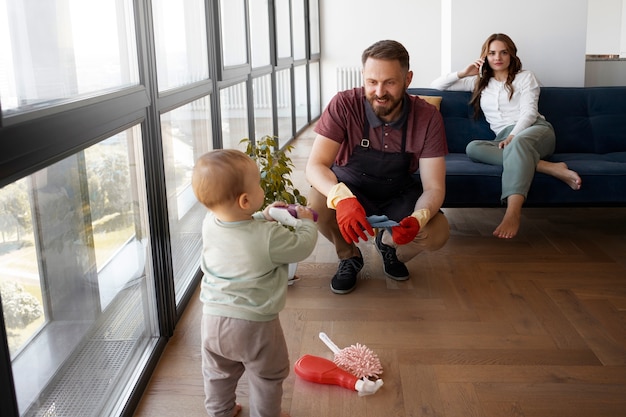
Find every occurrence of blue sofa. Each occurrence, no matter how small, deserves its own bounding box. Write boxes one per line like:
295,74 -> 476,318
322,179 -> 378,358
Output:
407,86 -> 626,207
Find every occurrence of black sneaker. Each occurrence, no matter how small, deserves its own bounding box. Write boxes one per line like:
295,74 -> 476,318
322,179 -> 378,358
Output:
375,230 -> 409,280
330,248 -> 363,294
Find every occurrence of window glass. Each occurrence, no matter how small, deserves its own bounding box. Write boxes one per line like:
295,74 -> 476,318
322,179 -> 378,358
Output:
253,74 -> 275,139
309,0 -> 320,55
0,0 -> 139,115
152,0 -> 209,91
0,178 -> 40,355
276,69 -> 293,143
275,0 -> 292,59
249,0 -> 271,68
160,96 -> 213,303
292,0 -> 306,60
309,62 -> 321,119
220,83 -> 249,150
294,65 -> 307,131
1,126 -> 158,416
220,0 -> 248,67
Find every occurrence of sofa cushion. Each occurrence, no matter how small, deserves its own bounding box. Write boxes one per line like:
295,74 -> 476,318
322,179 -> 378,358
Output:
417,95 -> 442,110
445,153 -> 501,176
408,86 -> 626,207
547,152 -> 626,175
409,88 -> 494,153
538,87 -> 626,154
410,87 -> 626,155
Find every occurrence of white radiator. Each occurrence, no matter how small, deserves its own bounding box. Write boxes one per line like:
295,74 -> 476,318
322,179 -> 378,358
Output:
336,67 -> 362,91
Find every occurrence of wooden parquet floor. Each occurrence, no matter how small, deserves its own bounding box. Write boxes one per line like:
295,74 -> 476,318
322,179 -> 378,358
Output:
133,126 -> 626,417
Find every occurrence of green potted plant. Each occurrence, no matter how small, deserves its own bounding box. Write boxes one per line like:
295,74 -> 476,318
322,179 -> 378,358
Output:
240,135 -> 309,281
240,135 -> 307,208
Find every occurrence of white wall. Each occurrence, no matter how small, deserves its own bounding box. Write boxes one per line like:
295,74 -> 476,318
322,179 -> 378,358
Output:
319,0 -> 588,106
586,0 -> 625,55
319,0 -> 442,106
448,0 -> 587,88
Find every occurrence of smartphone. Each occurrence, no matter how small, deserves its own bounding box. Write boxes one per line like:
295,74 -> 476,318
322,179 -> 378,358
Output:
479,57 -> 487,78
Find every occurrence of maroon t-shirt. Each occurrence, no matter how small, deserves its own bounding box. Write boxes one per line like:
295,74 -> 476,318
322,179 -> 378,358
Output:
314,87 -> 448,173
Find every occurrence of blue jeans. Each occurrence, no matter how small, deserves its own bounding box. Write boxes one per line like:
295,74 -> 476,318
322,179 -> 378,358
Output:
465,118 -> 555,202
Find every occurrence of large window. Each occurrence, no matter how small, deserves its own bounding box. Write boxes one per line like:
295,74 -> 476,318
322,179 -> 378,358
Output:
275,0 -> 292,60
1,127 -> 158,416
310,61 -> 321,119
248,0 -> 271,68
0,0 -> 138,116
309,0 -> 320,56
220,0 -> 248,68
0,0 -> 320,415
292,0 -> 306,60
253,74 -> 275,139
152,0 -> 209,91
294,65 -> 308,132
161,97 -> 213,303
276,68 -> 293,143
220,82 -> 249,149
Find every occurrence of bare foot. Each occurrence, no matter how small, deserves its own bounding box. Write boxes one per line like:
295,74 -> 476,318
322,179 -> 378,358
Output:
493,211 -> 521,239
494,195 -> 523,239
232,403 -> 242,417
280,412 -> 291,417
537,160 -> 582,190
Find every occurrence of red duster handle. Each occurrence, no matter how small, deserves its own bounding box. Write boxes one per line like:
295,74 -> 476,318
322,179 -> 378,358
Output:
294,354 -> 358,391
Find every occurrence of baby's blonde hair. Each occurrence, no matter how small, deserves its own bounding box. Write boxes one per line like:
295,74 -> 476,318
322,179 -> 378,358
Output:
192,149 -> 256,209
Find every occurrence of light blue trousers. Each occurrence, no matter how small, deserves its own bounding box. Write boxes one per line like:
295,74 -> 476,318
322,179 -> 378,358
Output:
465,118 -> 555,202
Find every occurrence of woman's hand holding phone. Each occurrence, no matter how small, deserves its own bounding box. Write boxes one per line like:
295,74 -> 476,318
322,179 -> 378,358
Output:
478,57 -> 487,78
458,58 -> 484,78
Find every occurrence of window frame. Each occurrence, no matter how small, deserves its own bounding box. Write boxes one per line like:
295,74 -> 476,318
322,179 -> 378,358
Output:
0,0 -> 321,414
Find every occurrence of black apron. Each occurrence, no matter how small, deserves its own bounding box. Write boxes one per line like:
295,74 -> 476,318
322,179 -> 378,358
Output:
331,103 -> 422,222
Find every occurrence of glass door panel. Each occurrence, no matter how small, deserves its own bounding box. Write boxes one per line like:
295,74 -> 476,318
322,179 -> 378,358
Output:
276,69 -> 293,143
152,0 -> 209,92
0,0 -> 139,116
160,96 -> 213,304
220,82 -> 249,150
253,74 -> 274,139
1,125 -> 159,416
294,65 -> 308,131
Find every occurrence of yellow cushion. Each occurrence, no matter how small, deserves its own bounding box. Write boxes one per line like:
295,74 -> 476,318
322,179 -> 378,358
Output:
417,95 -> 442,110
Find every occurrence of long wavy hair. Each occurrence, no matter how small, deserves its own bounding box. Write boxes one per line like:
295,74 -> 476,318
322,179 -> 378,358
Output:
469,33 -> 523,119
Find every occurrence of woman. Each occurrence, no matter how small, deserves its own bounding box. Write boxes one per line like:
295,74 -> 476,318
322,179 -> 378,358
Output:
431,33 -> 581,239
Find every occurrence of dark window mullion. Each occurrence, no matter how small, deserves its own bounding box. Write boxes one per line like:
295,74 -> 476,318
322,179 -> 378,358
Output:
0,88 -> 150,189
0,311 -> 18,416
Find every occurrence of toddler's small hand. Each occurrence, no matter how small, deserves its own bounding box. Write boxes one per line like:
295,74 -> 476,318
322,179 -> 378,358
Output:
262,201 -> 287,221
295,205 -> 314,220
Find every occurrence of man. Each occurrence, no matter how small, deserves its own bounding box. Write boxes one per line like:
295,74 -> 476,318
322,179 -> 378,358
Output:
305,40 -> 450,294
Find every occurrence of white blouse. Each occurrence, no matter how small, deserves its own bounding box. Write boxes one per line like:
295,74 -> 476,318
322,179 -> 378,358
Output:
430,70 -> 543,137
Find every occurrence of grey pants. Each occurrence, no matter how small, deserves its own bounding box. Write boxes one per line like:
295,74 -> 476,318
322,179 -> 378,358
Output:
465,118 -> 556,202
201,315 -> 289,417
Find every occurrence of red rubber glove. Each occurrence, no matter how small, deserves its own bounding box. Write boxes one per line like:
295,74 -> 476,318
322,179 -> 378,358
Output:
335,197 -> 375,244
391,215 -> 420,245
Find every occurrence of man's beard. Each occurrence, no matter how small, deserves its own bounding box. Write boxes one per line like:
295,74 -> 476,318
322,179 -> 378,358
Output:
367,94 -> 403,119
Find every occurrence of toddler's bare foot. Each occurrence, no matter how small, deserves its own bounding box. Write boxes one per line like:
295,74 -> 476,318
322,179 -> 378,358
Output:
232,403 -> 242,417
537,161 -> 582,190
280,412 -> 291,417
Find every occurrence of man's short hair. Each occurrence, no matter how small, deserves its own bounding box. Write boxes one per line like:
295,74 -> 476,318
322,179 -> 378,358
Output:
361,40 -> 410,72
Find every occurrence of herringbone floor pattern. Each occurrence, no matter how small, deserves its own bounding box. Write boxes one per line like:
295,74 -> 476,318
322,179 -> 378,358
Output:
134,126 -> 626,417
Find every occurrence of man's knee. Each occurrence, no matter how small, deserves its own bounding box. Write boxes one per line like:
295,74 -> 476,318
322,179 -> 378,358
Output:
396,212 -> 449,262
426,211 -> 449,250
